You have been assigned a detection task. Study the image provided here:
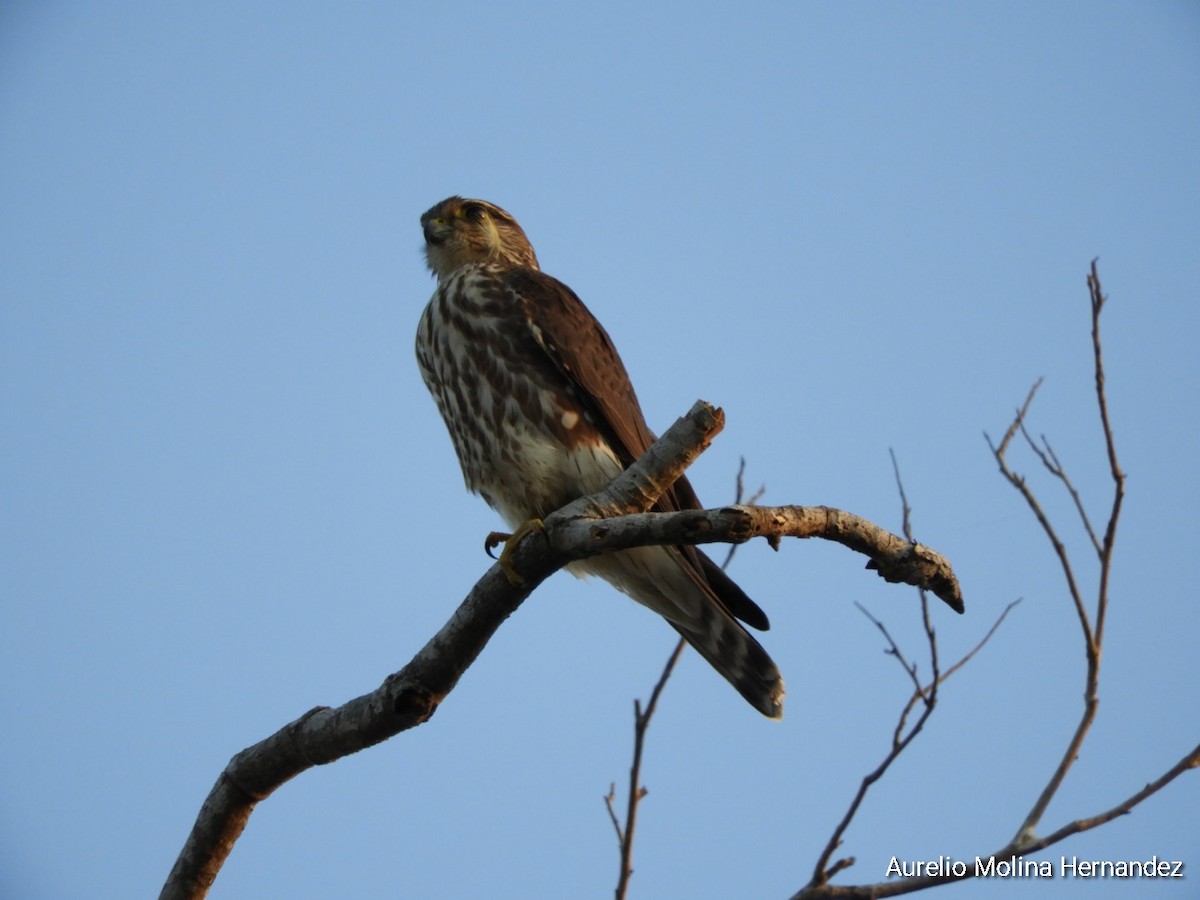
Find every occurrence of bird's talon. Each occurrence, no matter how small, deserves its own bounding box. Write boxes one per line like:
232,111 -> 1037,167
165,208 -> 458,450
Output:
492,519 -> 544,585
484,531 -> 512,559
500,560 -> 526,586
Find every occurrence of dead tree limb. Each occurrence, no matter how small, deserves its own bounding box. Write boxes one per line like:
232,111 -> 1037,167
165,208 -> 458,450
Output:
160,400 -> 962,900
805,452 -> 978,890
788,262 -> 1197,899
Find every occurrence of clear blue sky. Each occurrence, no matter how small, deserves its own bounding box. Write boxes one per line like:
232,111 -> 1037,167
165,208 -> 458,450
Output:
2,3 -> 1197,898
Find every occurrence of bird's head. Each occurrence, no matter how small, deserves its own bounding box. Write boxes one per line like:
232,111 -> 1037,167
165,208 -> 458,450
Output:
421,196 -> 539,280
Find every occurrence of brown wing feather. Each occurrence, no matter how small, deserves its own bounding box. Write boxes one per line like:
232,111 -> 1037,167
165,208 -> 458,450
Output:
503,268 -> 655,468
503,267 -> 770,631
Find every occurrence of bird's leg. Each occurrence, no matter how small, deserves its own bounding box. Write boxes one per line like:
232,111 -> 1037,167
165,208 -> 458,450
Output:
484,519 -> 544,585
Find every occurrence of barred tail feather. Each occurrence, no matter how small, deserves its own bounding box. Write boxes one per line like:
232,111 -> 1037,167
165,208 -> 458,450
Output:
577,545 -> 786,719
669,614 -> 786,720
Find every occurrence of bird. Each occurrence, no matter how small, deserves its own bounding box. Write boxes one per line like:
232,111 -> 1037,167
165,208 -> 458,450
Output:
414,196 -> 785,719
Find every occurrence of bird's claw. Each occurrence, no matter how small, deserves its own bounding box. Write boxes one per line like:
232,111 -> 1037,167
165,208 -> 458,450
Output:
484,531 -> 512,559
485,519 -> 544,585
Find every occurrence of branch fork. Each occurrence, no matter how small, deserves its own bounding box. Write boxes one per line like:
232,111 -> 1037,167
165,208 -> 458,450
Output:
161,399 -> 963,900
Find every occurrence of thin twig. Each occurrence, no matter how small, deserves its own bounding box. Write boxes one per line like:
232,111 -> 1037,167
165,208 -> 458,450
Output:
855,603 -> 924,706
989,377 -> 1043,458
720,457 -> 765,568
1088,259 -> 1125,649
888,449 -> 913,540
792,740 -> 1200,899
1014,740 -> 1200,853
720,458 -> 747,569
603,784 -> 623,845
888,450 -> 943,740
613,637 -> 685,900
1020,429 -> 1102,557
611,459 -> 757,899
790,262 -> 1194,900
987,387 -> 1096,658
893,599 -> 1021,753
807,632 -> 942,886
995,268 -> 1128,845
807,453 -> 947,887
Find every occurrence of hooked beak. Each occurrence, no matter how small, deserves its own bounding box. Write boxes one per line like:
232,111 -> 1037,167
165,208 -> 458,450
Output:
422,218 -> 450,246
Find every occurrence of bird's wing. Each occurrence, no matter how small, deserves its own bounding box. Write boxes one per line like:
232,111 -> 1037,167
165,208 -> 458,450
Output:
504,268 -> 655,467
503,267 -> 770,631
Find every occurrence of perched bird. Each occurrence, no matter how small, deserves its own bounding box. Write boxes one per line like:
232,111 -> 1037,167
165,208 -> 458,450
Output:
415,196 -> 785,718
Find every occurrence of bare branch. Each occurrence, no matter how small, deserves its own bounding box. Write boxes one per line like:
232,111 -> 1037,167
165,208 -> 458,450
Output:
987,377 -> 1043,459
719,458 -> 748,570
894,448 -> 942,763
790,262 -> 1194,900
806,601 -> 944,888
932,599 -> 1019,686
720,456 -> 765,568
1019,428 -> 1103,556
161,403 -> 725,900
1016,740 -> 1200,853
791,739 -> 1200,900
612,638 -> 687,900
161,400 -> 965,899
805,453 -> 953,888
604,784 -> 625,845
854,602 -> 925,707
986,383 -> 1097,663
1087,259 -> 1125,648
1009,264 -> 1127,845
548,504 -> 963,614
990,423 -> 1100,849
888,448 -> 913,541
889,598 -> 1020,763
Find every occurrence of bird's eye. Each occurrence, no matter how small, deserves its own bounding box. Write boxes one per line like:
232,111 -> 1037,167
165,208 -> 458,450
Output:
462,203 -> 487,220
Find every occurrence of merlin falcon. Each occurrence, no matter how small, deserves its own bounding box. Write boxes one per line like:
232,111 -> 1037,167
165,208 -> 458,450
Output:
415,196 -> 785,718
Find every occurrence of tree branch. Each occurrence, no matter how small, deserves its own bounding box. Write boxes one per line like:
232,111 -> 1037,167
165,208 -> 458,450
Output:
611,638 -> 687,900
547,504 -> 963,613
789,261 -> 1195,899
803,453 -> 956,889
160,400 -> 964,899
790,739 -> 1200,900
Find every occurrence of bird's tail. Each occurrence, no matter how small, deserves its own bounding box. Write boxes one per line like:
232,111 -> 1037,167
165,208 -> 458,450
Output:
577,545 -> 786,719
668,611 -> 785,720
